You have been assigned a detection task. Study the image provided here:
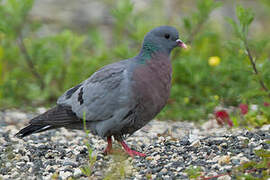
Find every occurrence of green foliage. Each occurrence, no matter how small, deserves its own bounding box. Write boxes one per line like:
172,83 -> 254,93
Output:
233,149 -> 270,179
185,166 -> 203,179
243,110 -> 270,127
0,0 -> 269,124
227,5 -> 254,41
183,0 -> 222,35
80,113 -> 97,177
0,0 -> 34,38
224,5 -> 270,126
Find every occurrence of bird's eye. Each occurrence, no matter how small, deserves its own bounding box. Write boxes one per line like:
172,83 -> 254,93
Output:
164,33 -> 170,39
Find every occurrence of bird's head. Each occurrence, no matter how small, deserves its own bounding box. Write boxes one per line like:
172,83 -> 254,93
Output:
141,26 -> 187,55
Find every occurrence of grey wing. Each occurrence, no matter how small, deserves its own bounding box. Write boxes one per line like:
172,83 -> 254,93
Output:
57,61 -> 134,122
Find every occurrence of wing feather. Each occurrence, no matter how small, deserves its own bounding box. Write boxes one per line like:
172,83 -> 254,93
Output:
56,60 -> 134,122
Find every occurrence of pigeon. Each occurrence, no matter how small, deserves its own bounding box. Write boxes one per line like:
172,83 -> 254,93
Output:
15,26 -> 187,157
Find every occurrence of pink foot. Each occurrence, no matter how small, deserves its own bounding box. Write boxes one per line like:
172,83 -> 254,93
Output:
120,141 -> 146,157
103,136 -> 112,155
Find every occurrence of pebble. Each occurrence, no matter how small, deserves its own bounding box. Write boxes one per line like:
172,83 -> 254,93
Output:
190,139 -> 201,147
59,171 -> 72,179
63,160 -> 78,167
73,168 -> 81,177
217,175 -> 231,180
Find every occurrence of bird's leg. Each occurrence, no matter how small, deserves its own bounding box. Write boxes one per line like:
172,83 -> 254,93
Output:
103,136 -> 112,155
119,141 -> 146,157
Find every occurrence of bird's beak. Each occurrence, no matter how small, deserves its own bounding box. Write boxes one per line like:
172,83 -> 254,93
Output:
176,39 -> 187,49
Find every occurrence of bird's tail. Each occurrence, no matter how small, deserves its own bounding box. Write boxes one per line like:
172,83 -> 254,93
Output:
15,124 -> 53,138
15,105 -> 78,138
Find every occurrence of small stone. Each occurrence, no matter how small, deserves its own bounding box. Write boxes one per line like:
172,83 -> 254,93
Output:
11,171 -> 20,179
239,156 -> 249,164
254,145 -> 262,151
16,161 -> 25,167
163,175 -> 171,180
5,162 -> 12,168
176,167 -> 183,171
260,124 -> 270,131
135,174 -> 142,179
179,137 -> 190,146
220,142 -> 227,148
45,152 -> 55,159
218,156 -> 230,165
154,154 -> 160,161
63,160 -> 78,167
217,175 -> 231,180
160,168 -> 168,174
151,166 -> 162,173
59,171 -> 72,179
73,168 -> 82,177
94,171 -> 103,177
231,159 -> 240,165
150,160 -> 158,166
190,140 -> 201,147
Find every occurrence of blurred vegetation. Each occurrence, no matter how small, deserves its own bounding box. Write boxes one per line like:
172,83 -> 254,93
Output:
0,0 -> 270,124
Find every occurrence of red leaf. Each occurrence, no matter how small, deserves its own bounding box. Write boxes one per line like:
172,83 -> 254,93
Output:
263,102 -> 270,107
215,110 -> 233,127
239,103 -> 248,115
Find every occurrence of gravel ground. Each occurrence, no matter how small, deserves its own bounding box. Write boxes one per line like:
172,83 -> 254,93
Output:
0,109 -> 269,180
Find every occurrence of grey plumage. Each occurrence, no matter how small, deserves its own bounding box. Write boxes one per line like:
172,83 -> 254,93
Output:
15,26 -> 187,156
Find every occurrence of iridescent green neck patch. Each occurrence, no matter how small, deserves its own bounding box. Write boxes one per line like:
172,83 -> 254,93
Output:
139,42 -> 160,63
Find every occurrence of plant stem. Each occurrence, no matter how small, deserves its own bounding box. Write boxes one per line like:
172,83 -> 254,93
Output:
244,40 -> 270,96
17,33 -> 45,90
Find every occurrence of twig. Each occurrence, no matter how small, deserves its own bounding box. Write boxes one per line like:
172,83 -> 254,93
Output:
17,33 -> 45,90
244,40 -> 270,96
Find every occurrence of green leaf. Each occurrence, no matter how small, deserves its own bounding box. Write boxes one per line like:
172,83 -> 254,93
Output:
183,17 -> 192,32
236,5 -> 254,27
226,17 -> 243,39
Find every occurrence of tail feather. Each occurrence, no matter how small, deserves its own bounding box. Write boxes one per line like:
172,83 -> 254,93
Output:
15,105 -> 78,138
15,124 -> 54,138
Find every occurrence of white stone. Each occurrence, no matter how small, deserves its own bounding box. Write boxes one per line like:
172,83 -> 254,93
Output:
11,171 -> 20,179
74,168 -> 82,177
239,157 -> 249,164
211,156 -> 220,162
150,160 -> 158,165
254,145 -> 262,150
153,154 -> 160,161
160,168 -> 167,173
190,140 -> 201,147
59,171 -> 72,179
135,174 -> 142,179
217,175 -> 231,180
261,124 -> 270,131
218,155 -> 231,165
189,133 -> 199,142
43,175 -> 52,180
5,162 -> 12,168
